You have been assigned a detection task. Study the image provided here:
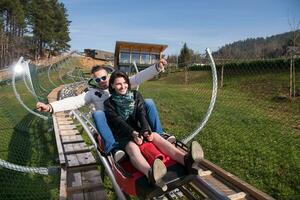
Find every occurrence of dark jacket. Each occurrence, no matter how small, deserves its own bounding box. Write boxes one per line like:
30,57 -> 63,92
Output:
104,90 -> 150,142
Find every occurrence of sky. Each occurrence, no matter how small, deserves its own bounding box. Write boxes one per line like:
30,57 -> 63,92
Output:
59,0 -> 300,55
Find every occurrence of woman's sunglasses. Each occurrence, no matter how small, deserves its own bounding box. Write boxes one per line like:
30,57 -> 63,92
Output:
94,76 -> 107,83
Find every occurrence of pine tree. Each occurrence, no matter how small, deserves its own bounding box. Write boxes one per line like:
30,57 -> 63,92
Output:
50,2 -> 70,55
178,43 -> 193,68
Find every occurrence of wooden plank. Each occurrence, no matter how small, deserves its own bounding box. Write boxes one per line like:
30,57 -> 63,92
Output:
67,183 -> 103,193
66,152 -> 97,168
55,111 -> 68,116
59,124 -> 77,130
58,120 -> 74,125
55,113 -> 70,118
68,192 -> 84,200
66,154 -> 80,167
67,170 -> 105,197
77,152 -> 97,166
83,188 -> 106,200
68,165 -> 99,173
69,171 -> 82,188
61,135 -> 84,144
64,143 -> 90,154
60,130 -> 80,136
56,117 -> 73,121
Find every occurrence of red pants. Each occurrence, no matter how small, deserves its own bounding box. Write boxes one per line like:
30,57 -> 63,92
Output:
139,142 -> 166,165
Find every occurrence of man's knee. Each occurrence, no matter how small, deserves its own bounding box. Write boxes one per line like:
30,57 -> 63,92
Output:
92,110 -> 106,119
144,99 -> 155,107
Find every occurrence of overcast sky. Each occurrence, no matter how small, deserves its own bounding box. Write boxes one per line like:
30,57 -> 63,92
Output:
59,0 -> 300,55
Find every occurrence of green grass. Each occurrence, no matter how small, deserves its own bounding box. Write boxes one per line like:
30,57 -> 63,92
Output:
140,70 -> 300,200
0,59 -> 80,199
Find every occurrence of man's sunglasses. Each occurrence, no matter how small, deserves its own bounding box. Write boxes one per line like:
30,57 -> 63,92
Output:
94,76 -> 107,83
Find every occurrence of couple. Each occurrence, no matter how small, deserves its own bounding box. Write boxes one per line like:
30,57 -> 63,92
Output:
105,70 -> 203,190
36,60 -> 203,189
36,59 -> 169,156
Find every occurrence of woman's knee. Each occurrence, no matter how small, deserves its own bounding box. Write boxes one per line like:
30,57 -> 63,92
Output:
125,141 -> 140,155
152,132 -> 164,143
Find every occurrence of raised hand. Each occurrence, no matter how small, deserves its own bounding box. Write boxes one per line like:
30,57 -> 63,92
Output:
157,58 -> 167,72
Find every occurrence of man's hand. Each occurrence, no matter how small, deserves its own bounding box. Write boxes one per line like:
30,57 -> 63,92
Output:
36,102 -> 50,112
157,58 -> 167,72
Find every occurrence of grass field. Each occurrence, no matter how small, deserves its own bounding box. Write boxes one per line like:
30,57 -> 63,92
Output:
140,70 -> 300,200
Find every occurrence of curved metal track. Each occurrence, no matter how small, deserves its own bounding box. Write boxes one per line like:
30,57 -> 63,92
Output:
182,48 -> 218,144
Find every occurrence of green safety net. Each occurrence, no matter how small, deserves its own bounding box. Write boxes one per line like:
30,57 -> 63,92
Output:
0,51 -> 299,200
0,55 -> 82,199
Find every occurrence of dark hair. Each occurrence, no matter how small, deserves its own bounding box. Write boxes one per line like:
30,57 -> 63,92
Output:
108,70 -> 131,94
91,65 -> 108,74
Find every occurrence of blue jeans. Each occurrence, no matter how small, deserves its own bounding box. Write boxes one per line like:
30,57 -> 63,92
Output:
92,98 -> 163,153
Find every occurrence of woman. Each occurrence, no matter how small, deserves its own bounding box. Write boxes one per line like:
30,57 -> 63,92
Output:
104,70 -> 203,190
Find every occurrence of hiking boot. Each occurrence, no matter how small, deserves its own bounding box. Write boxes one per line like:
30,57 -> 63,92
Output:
148,159 -> 168,191
166,135 -> 176,144
113,149 -> 126,162
162,132 -> 176,144
184,141 -> 204,175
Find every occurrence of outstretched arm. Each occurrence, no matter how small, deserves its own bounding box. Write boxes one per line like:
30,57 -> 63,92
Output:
36,92 -> 90,113
129,58 -> 167,88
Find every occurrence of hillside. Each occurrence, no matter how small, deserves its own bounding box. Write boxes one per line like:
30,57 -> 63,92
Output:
214,30 -> 300,59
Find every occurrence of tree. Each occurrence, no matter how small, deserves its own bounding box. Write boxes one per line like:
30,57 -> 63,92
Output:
178,43 -> 193,68
0,0 -> 71,68
50,2 -> 70,55
178,43 -> 193,84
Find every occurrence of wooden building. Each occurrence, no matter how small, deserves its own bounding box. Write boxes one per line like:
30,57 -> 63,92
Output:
114,41 -> 168,72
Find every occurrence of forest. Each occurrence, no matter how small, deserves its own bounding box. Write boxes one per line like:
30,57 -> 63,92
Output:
0,0 -> 70,69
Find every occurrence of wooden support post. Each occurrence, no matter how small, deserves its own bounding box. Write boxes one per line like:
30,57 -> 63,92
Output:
220,65 -> 224,88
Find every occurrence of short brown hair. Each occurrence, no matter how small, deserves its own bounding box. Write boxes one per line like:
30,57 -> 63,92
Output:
90,65 -> 107,74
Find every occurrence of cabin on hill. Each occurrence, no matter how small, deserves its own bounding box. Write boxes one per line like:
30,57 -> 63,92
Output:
84,49 -> 114,61
114,41 -> 168,73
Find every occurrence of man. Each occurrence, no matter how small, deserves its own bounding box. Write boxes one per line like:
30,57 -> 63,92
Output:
36,59 -> 173,157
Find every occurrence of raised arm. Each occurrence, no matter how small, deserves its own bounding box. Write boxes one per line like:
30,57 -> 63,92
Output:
129,58 -> 167,88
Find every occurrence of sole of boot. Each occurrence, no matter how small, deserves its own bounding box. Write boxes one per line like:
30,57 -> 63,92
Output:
191,141 -> 204,162
153,159 -> 167,181
153,159 -> 168,191
114,150 -> 126,162
166,135 -> 176,144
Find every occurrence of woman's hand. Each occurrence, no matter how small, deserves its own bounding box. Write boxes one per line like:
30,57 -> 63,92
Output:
143,131 -> 153,142
132,131 -> 143,145
133,135 -> 143,145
